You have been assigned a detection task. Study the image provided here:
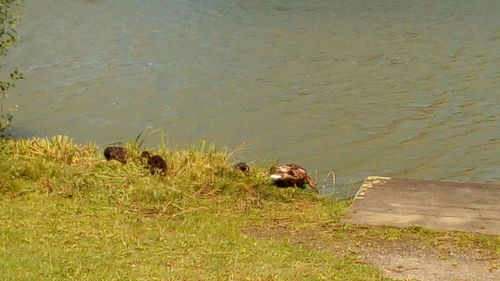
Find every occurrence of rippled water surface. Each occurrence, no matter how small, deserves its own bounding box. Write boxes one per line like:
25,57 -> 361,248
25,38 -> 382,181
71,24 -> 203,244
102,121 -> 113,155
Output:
3,0 -> 500,196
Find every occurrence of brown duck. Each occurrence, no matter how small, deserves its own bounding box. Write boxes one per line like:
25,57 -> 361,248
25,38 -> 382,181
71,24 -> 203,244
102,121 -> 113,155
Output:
103,146 -> 127,164
141,151 -> 167,175
234,162 -> 250,173
270,164 -> 318,193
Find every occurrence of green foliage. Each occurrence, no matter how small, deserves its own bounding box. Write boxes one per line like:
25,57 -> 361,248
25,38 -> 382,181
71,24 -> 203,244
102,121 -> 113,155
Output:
0,0 -> 19,54
0,0 -> 23,135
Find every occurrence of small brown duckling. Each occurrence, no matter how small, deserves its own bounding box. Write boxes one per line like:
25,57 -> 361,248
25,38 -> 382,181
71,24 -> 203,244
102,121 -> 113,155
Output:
234,162 -> 250,173
141,151 -> 167,175
103,146 -> 127,164
270,164 -> 318,193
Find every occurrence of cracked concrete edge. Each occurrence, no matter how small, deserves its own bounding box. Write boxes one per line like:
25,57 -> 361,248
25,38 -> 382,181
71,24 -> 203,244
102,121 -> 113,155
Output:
353,176 -> 392,201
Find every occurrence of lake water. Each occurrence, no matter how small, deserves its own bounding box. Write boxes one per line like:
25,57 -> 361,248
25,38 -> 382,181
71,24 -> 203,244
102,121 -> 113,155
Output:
2,0 -> 499,197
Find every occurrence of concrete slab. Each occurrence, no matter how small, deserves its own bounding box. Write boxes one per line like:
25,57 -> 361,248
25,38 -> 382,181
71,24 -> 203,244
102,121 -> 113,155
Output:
344,176 -> 500,235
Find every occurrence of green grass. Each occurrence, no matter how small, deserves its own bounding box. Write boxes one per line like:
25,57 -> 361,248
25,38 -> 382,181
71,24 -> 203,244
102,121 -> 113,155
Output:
0,136 -> 391,281
0,136 -> 497,280
0,198 -> 387,281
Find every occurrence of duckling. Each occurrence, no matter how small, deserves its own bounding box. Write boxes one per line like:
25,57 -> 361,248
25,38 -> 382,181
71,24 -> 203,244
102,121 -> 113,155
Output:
234,162 -> 250,173
103,146 -> 127,164
270,164 -> 318,193
141,151 -> 167,175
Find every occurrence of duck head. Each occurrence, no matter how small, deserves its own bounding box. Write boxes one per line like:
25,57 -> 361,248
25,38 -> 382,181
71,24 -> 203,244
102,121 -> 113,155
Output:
234,162 -> 250,173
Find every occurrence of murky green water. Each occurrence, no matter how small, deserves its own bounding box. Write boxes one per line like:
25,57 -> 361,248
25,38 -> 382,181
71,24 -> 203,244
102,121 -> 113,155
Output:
2,0 -> 499,196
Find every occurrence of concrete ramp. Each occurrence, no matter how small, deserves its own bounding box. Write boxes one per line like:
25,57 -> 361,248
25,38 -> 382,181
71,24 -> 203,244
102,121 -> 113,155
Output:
344,177 -> 500,235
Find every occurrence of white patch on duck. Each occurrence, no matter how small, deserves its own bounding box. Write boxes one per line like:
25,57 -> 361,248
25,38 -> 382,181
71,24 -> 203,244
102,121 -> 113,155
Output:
270,174 -> 282,180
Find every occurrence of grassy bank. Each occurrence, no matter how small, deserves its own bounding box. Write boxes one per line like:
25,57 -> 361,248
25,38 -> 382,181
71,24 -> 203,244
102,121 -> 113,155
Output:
0,136 -> 498,280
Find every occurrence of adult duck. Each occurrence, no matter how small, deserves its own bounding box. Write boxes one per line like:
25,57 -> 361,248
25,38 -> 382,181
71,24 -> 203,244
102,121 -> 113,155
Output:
270,164 -> 318,193
103,146 -> 127,164
141,151 -> 167,175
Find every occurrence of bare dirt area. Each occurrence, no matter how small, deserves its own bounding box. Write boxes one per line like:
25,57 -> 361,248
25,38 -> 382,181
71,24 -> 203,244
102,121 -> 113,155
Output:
245,220 -> 499,281
358,236 -> 498,281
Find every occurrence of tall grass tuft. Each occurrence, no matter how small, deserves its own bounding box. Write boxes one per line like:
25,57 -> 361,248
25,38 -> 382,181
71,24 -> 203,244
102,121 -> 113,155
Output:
0,135 -> 302,208
1,135 -> 97,166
